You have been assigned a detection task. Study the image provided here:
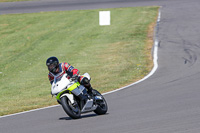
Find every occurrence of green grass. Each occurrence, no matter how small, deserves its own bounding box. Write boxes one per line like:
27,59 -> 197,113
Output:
0,0 -> 31,2
0,7 -> 159,116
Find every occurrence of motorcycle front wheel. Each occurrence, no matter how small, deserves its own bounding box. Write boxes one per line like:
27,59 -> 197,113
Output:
61,96 -> 81,119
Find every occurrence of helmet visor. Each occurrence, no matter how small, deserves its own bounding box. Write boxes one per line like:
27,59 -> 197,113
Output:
47,63 -> 57,72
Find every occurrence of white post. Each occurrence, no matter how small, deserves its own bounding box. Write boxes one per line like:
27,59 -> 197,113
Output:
99,11 -> 111,26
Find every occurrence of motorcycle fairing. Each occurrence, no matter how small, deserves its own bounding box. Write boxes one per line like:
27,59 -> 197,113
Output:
81,99 -> 97,113
56,82 -> 80,100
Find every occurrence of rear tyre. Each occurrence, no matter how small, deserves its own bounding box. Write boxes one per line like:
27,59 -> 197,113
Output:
61,96 -> 81,119
93,90 -> 108,115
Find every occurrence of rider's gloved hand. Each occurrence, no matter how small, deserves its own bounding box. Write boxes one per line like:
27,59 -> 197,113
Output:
71,74 -> 79,81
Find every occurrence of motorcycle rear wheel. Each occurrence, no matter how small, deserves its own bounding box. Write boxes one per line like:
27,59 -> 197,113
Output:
61,96 -> 81,119
93,90 -> 108,115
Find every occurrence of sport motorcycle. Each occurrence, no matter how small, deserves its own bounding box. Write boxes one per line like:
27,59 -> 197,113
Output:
51,73 -> 108,119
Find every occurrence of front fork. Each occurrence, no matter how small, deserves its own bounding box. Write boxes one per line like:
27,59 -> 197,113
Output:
60,93 -> 86,110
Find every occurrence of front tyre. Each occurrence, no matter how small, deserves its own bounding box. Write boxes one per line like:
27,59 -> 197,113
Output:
93,90 -> 108,115
61,96 -> 81,119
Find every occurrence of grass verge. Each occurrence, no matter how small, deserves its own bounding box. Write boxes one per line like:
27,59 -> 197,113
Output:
0,0 -> 30,2
0,7 -> 159,116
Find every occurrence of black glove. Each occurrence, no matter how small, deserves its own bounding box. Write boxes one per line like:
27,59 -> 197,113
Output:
71,74 -> 79,81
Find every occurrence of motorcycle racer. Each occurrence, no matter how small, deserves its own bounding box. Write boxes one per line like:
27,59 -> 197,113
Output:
46,56 -> 94,94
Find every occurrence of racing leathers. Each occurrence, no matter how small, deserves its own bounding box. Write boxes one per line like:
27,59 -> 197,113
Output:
48,62 -> 93,93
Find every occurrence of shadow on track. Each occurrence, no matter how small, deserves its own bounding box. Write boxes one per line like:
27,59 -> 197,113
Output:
59,113 -> 109,120
59,113 -> 97,120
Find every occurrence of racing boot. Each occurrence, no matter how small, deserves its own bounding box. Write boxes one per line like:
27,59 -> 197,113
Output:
79,76 -> 92,94
87,86 -> 95,96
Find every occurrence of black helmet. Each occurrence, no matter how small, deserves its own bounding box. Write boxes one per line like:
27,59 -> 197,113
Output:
46,56 -> 59,73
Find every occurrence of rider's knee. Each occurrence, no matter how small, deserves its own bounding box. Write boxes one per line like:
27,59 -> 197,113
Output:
79,76 -> 91,88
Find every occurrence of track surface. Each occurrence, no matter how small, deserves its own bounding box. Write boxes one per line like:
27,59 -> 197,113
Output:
1,0 -> 200,132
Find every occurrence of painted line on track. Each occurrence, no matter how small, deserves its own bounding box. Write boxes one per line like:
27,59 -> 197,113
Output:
0,9 -> 161,119
103,8 -> 161,95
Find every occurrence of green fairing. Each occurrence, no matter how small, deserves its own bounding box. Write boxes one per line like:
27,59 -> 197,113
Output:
56,82 -> 80,100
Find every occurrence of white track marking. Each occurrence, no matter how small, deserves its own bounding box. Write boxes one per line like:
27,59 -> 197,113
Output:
103,8 -> 161,95
0,105 -> 59,118
0,9 -> 161,119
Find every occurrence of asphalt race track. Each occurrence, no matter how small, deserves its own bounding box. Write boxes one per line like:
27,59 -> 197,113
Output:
1,0 -> 200,132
